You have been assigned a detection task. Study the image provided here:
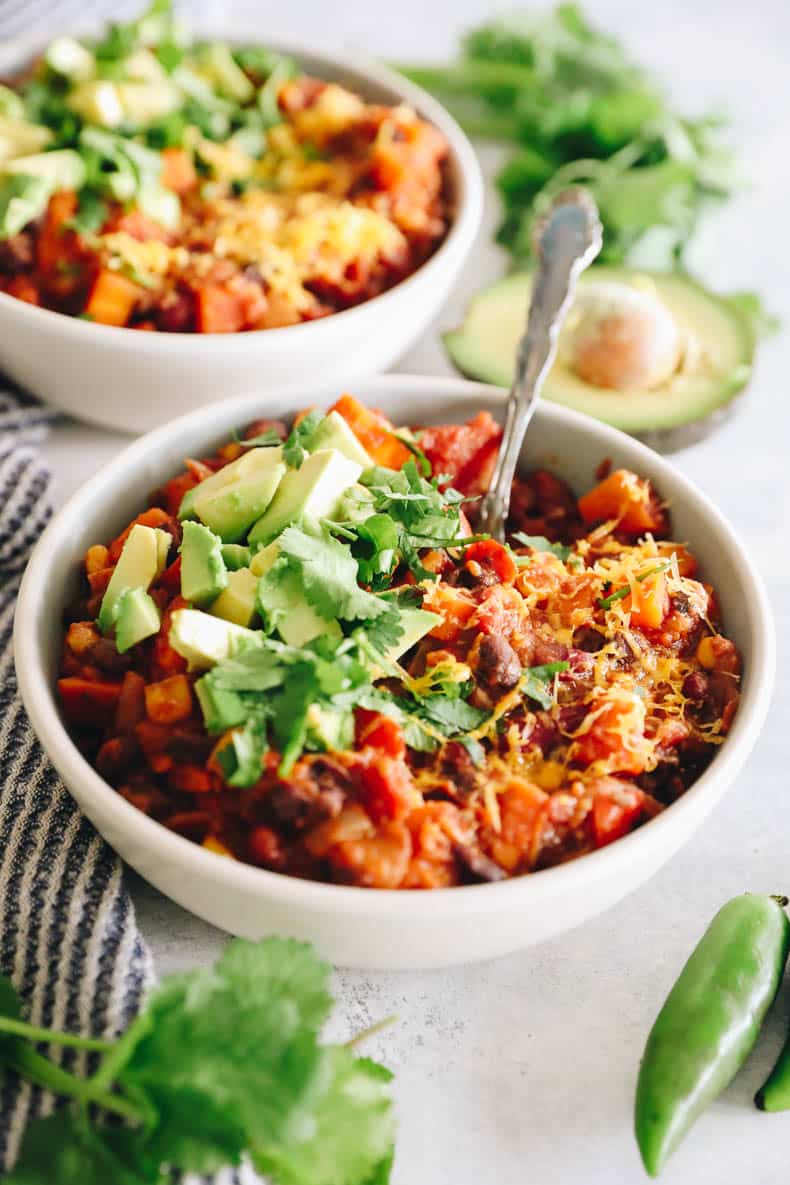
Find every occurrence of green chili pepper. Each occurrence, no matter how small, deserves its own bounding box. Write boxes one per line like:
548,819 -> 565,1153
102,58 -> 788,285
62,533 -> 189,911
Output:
756,1008 -> 790,1110
635,894 -> 790,1176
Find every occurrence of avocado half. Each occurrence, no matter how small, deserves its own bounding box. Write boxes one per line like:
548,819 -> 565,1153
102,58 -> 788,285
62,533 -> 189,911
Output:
444,267 -> 754,451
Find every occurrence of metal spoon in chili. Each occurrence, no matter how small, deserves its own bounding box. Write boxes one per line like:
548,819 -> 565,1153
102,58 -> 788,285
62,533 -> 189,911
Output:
477,187 -> 602,542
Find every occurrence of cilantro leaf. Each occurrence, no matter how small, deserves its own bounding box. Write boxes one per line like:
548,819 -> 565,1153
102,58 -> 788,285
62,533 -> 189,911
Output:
522,660 -> 569,709
283,410 -> 325,469
253,1050 -> 396,1185
417,695 -> 489,735
239,427 -> 285,448
276,525 -> 396,629
117,939 -> 334,1159
68,189 -> 108,236
512,532 -> 571,562
6,1113 -> 154,1185
216,711 -> 269,787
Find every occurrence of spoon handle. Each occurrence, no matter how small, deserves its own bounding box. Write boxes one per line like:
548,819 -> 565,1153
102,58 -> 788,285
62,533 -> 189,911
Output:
478,188 -> 603,541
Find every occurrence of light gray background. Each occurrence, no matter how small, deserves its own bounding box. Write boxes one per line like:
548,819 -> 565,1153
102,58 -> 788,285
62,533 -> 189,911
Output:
37,2 -> 790,1182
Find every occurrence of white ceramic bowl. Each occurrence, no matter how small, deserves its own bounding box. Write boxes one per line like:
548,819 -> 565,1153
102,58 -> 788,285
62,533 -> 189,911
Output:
0,42 -> 482,434
14,377 -> 775,969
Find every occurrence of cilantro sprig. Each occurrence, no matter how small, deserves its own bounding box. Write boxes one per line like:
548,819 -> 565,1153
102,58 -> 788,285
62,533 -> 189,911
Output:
521,660 -> 569,709
512,531 -> 572,562
338,459 -> 472,585
2,939 -> 395,1185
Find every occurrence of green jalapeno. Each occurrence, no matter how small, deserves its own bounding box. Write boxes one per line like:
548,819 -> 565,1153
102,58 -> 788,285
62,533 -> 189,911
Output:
635,894 -> 790,1176
756,1007 -> 790,1110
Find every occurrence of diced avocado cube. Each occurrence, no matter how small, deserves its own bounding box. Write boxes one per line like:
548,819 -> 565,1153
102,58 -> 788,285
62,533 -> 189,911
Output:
3,148 -> 87,192
98,524 -> 171,633
306,704 -> 354,753
68,81 -> 125,128
195,43 -> 255,103
191,447 -> 286,542
0,173 -> 50,238
387,607 -> 442,662
210,567 -> 258,628
256,564 -> 342,648
178,485 -> 199,521
168,607 -> 261,670
305,411 -> 373,469
249,541 -> 280,577
138,181 -> 180,231
0,115 -> 53,156
247,449 -> 362,546
45,36 -> 95,81
336,483 -> 376,526
0,87 -> 25,121
194,674 -> 248,734
221,544 -> 251,570
113,587 -> 161,654
180,520 -> 228,605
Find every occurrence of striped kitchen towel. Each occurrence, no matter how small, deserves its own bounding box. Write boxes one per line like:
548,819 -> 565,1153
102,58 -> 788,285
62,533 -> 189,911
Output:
0,390 -> 154,1171
0,390 -> 258,1184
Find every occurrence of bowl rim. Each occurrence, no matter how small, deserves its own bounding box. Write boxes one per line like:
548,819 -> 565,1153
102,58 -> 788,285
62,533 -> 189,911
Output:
14,376 -> 776,918
0,36 -> 483,348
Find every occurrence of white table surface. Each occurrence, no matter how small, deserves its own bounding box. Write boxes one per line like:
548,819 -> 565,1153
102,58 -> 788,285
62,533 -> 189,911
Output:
35,2 -> 790,1182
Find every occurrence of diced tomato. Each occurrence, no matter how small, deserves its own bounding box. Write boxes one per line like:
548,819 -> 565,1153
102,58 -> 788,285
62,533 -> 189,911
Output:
356,711 -> 406,760
578,469 -> 667,535
160,472 -> 197,517
571,690 -> 650,776
487,779 -> 549,873
87,567 -> 114,595
160,147 -> 197,194
590,778 -> 645,848
37,192 -> 78,274
58,677 -> 122,725
358,754 -> 417,823
423,584 -> 477,642
160,557 -> 182,593
329,394 -> 411,468
472,584 -> 529,638
150,597 -> 189,680
419,412 -> 502,492
461,539 -> 517,584
104,208 -> 171,243
108,507 -> 171,562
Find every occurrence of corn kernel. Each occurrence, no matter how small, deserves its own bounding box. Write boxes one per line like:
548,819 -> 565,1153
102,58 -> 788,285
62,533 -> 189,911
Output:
696,636 -> 717,669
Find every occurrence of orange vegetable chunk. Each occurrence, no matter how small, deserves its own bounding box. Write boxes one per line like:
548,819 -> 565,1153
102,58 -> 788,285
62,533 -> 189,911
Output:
578,469 -> 666,535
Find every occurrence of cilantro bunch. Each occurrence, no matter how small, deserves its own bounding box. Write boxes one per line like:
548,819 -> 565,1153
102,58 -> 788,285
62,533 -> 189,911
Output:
397,3 -> 736,271
341,457 -> 475,586
1,938 -> 394,1185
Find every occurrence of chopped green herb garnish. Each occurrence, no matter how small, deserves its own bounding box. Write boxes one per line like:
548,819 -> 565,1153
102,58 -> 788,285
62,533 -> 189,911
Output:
283,409 -> 325,469
521,660 -> 569,709
512,532 -> 572,562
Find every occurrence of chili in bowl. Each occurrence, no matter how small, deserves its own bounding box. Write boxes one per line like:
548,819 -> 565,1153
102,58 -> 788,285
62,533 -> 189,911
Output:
14,378 -> 773,967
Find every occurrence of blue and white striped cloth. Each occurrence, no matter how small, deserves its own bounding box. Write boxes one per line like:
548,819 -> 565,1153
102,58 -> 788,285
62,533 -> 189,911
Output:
0,394 -> 264,1183
0,391 -> 154,1171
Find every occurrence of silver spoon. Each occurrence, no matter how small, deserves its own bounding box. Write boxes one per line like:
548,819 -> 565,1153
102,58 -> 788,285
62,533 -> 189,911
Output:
477,188 -> 603,541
